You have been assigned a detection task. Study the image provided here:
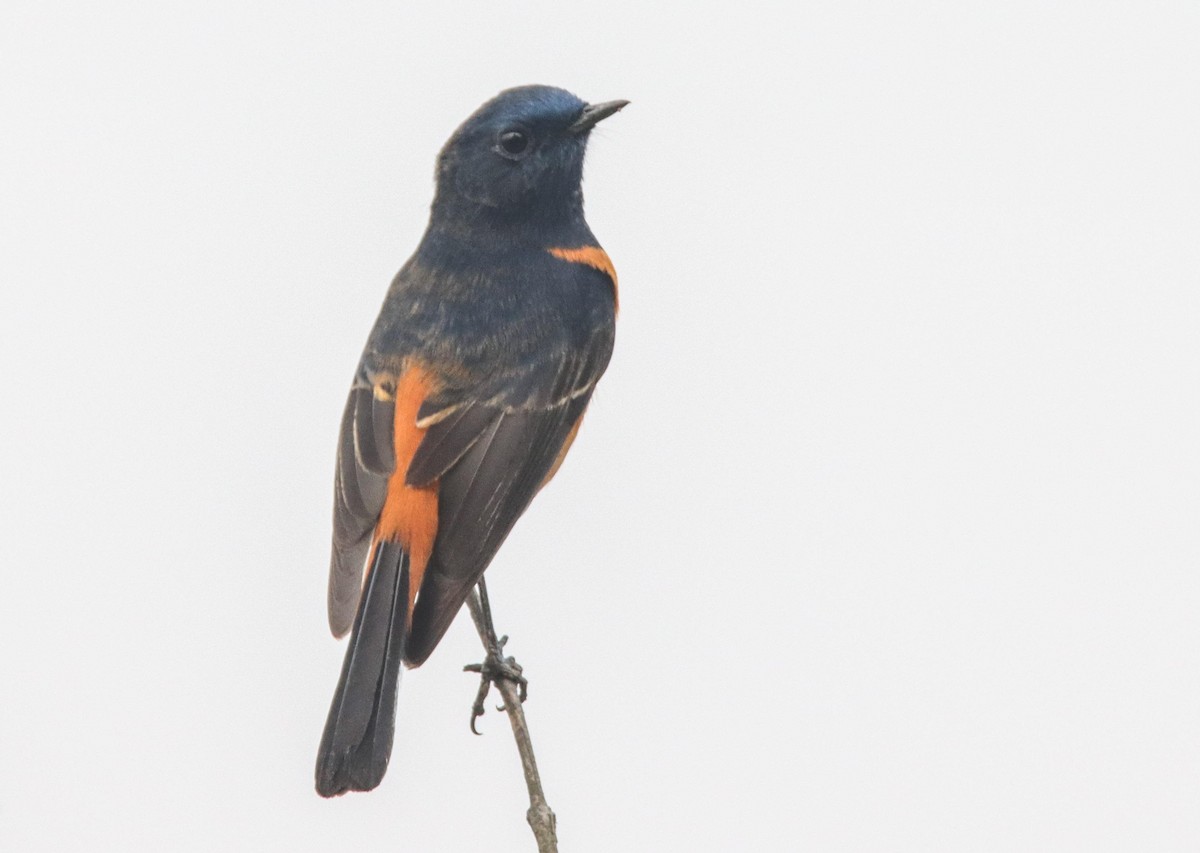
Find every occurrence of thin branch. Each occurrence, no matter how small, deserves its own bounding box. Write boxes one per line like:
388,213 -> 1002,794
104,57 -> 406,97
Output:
466,581 -> 558,853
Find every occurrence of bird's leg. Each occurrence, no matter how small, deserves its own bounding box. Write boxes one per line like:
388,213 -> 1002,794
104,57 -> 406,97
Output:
464,577 -> 528,734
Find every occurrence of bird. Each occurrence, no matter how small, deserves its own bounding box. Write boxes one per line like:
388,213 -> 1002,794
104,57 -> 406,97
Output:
315,85 -> 626,798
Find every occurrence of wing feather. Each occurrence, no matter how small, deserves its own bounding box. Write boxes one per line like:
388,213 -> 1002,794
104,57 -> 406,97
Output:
328,388 -> 390,637
406,403 -> 499,488
353,388 -> 395,475
404,393 -> 591,665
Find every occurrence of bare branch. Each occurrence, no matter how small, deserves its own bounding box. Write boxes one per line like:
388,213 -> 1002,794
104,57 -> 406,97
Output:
466,583 -> 558,853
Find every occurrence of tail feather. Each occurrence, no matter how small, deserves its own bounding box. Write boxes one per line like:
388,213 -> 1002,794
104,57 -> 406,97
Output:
316,540 -> 409,797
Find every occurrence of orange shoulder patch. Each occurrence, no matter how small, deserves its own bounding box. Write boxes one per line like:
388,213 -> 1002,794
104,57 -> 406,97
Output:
374,364 -> 439,615
547,245 -> 619,311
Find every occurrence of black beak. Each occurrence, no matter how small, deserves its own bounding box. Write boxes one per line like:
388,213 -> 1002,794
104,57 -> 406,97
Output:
568,99 -> 630,135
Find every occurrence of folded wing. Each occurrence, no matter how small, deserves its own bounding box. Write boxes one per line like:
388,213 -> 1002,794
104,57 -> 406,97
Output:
402,392 -> 590,665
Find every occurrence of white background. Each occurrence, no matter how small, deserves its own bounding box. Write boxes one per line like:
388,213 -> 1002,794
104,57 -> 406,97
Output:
2,2 -> 1198,850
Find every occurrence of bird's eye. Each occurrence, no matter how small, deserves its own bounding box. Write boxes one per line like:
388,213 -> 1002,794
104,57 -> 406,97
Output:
498,129 -> 530,157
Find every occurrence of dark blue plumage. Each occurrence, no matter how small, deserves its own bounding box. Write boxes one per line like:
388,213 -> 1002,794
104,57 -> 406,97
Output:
317,85 -> 626,797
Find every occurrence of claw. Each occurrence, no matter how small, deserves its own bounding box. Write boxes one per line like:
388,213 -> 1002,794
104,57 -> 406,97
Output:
463,577 -> 529,733
464,641 -> 527,733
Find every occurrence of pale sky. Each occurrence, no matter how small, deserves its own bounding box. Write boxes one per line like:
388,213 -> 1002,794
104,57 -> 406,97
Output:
2,2 -> 1198,850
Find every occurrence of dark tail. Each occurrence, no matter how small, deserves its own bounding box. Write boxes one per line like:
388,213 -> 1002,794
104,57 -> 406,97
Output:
315,541 -> 409,797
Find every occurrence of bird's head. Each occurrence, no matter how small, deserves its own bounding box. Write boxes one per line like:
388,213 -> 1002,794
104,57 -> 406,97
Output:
432,85 -> 628,229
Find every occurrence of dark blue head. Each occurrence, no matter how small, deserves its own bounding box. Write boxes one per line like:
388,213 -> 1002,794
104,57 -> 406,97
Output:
432,85 -> 628,229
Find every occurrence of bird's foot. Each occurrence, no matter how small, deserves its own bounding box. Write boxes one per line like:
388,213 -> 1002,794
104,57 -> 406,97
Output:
464,634 -> 528,735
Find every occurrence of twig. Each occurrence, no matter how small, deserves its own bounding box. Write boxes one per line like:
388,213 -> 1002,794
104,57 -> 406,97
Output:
465,580 -> 558,853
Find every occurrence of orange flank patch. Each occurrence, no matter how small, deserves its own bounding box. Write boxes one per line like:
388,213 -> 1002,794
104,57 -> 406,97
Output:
547,246 -> 619,311
374,365 -> 439,616
540,411 -> 585,490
